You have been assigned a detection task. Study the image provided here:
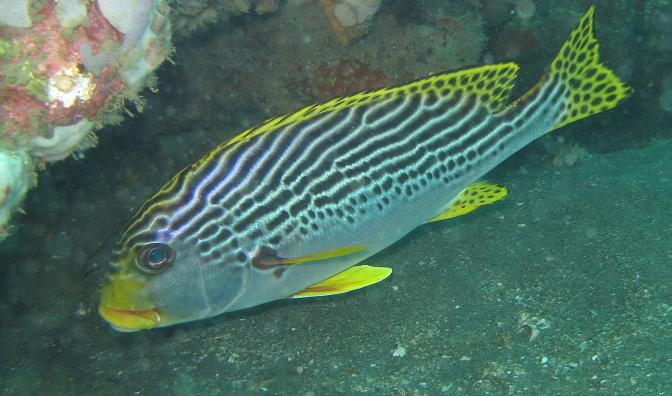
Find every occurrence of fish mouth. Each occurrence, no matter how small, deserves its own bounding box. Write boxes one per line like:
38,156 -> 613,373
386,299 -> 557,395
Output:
98,305 -> 161,332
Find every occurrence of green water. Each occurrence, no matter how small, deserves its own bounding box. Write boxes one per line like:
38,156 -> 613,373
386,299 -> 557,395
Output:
2,1 -> 671,394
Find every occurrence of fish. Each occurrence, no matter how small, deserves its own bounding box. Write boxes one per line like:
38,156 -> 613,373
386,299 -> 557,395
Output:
99,6 -> 630,331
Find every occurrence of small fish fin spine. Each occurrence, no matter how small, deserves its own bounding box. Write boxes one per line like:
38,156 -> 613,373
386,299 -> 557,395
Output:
546,5 -> 632,131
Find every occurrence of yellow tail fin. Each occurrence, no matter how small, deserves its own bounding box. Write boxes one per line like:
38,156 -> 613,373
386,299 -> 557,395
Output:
549,6 -> 631,131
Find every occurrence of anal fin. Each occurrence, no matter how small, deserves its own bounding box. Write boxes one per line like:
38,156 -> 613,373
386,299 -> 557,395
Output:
428,181 -> 508,223
291,265 -> 392,298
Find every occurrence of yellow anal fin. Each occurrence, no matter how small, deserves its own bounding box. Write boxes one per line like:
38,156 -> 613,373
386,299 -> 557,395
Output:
548,5 -> 631,131
291,265 -> 392,298
280,244 -> 366,265
428,181 -> 508,223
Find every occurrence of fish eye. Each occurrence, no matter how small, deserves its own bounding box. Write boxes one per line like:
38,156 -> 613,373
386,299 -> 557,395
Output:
137,243 -> 175,272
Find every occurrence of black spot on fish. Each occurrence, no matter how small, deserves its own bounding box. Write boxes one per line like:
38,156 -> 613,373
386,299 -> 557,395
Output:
273,268 -> 285,279
425,91 -> 438,107
198,242 -> 211,253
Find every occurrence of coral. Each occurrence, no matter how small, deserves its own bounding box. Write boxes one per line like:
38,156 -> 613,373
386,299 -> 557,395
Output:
170,0 -> 276,37
333,0 -> 381,27
0,146 -> 34,240
0,0 -> 173,239
319,0 -> 381,45
0,1 -> 171,153
0,0 -> 32,28
300,59 -> 389,100
255,0 -> 279,15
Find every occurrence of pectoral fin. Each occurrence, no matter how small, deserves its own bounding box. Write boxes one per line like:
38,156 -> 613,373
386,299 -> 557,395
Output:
280,244 -> 366,265
291,265 -> 392,298
253,245 -> 366,268
428,181 -> 508,223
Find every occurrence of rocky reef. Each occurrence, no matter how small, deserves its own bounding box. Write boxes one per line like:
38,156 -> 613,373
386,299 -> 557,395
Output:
0,0 -> 172,239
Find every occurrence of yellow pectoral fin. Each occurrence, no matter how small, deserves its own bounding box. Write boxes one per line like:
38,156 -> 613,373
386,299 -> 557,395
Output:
291,265 -> 392,298
428,181 -> 508,223
279,244 -> 366,265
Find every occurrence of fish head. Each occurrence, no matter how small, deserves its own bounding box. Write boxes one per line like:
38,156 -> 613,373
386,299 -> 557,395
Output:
99,228 -> 248,332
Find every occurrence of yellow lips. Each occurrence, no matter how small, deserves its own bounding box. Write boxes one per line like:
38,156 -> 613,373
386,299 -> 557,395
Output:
98,305 -> 161,331
99,275 -> 160,331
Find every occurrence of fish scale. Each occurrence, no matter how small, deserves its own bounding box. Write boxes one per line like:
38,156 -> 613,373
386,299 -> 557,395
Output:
99,6 -> 632,331
174,77 -> 552,259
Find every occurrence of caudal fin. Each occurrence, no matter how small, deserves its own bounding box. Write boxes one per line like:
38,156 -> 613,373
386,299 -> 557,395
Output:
548,5 -> 631,131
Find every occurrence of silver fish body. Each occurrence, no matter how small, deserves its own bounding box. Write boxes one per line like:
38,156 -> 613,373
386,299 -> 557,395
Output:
99,7 -> 630,331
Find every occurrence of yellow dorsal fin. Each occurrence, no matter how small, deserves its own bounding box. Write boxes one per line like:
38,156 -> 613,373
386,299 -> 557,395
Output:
279,245 -> 366,265
291,265 -> 392,298
428,181 -> 508,223
217,63 -> 520,151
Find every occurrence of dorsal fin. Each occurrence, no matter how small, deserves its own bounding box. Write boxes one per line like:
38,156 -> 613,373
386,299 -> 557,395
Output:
217,63 -> 520,151
138,63 -> 520,218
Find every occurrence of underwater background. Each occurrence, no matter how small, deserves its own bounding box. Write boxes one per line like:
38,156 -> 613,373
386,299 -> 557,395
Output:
1,0 -> 671,394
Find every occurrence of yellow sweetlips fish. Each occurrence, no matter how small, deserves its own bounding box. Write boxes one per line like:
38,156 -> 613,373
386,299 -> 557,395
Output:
99,6 -> 630,331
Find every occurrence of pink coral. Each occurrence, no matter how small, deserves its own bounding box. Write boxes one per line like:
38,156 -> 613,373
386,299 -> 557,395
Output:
1,1 -> 127,139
